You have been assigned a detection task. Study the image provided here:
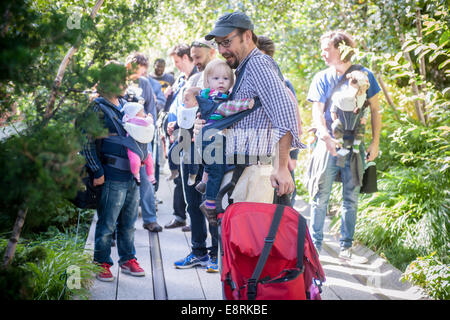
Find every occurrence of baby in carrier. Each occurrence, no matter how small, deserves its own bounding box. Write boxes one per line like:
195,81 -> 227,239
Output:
330,70 -> 369,165
166,87 -> 201,185
122,102 -> 156,185
192,59 -> 255,225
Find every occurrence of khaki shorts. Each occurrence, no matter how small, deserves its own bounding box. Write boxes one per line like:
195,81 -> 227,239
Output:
218,164 -> 274,210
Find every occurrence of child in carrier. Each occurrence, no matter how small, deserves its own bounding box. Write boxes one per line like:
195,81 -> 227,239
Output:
330,70 -> 370,161
166,86 -> 201,185
192,59 -> 255,225
122,102 -> 156,185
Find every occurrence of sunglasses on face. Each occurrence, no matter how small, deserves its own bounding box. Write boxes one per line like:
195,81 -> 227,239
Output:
215,33 -> 239,48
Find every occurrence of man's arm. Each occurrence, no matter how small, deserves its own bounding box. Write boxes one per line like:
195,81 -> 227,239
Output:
270,132 -> 295,196
247,57 -> 302,196
248,59 -> 303,150
82,136 -> 105,186
366,93 -> 381,161
312,101 -> 339,156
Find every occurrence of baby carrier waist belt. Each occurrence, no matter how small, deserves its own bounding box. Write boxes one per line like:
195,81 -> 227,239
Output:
102,154 -> 131,171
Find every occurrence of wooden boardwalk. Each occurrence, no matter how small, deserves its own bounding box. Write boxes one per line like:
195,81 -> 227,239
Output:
86,164 -> 428,300
85,166 -> 222,300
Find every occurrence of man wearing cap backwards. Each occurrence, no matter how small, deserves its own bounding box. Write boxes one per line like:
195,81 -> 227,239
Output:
190,39 -> 216,88
195,11 -> 304,202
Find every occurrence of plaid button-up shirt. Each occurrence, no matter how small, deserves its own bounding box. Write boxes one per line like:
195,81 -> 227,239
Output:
225,48 -> 304,157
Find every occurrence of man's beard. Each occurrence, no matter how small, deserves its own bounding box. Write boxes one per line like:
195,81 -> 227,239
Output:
223,54 -> 239,69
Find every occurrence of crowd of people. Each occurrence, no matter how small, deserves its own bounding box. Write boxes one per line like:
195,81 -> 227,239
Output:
82,11 -> 381,282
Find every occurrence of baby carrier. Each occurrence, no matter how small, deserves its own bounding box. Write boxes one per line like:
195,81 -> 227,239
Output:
195,56 -> 263,134
95,97 -> 149,171
72,97 -> 148,209
329,65 -> 369,163
216,166 -> 326,300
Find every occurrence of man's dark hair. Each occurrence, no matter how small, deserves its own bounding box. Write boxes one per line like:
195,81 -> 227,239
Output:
320,30 -> 356,62
169,44 -> 193,62
256,35 -> 275,57
125,52 -> 149,67
154,58 -> 165,66
236,28 -> 258,44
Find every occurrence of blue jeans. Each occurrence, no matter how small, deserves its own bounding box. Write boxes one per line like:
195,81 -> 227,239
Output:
310,153 -> 361,251
180,153 -> 218,257
202,133 -> 226,202
204,162 -> 226,202
94,179 -> 139,266
139,164 -> 157,224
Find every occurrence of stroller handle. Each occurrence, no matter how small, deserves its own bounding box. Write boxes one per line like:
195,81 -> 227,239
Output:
215,180 -> 293,215
215,181 -> 236,214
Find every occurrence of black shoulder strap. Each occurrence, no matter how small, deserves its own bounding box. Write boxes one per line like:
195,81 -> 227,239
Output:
95,99 -> 147,161
229,57 -> 252,100
95,100 -> 126,136
332,64 -> 363,95
247,204 -> 285,300
246,205 -> 308,300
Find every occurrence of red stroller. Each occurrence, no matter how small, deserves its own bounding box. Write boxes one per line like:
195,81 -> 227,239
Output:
216,165 -> 325,300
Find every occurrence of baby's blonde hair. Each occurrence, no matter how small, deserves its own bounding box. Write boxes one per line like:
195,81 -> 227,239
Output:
203,59 -> 235,89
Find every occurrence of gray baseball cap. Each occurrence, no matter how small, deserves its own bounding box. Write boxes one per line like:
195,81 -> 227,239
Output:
205,11 -> 254,40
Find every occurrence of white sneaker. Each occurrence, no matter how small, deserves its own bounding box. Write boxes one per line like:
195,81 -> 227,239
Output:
339,248 -> 368,264
187,174 -> 197,186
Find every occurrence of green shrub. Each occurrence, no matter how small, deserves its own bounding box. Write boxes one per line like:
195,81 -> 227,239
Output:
402,252 -> 450,300
0,229 -> 99,300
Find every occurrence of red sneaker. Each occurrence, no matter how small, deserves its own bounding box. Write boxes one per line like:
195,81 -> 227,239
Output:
120,259 -> 145,276
96,262 -> 114,282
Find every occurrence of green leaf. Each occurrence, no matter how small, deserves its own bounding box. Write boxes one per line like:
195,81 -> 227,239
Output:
429,50 -> 444,62
403,44 -> 418,53
438,59 -> 450,70
439,31 -> 449,46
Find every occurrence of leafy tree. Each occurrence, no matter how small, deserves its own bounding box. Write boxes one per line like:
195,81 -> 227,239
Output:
0,0 -> 157,267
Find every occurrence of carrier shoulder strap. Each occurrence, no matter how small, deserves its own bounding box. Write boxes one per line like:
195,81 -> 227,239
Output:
95,99 -> 147,163
246,205 -> 307,300
95,99 -> 126,136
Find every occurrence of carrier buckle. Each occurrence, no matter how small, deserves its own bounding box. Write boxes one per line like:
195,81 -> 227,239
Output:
264,236 -> 275,244
246,279 -> 257,300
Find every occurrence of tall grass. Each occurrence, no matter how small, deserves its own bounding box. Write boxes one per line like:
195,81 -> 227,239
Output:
0,209 -> 99,300
24,232 -> 99,300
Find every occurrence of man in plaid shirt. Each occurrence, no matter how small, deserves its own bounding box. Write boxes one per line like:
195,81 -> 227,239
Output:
199,11 -> 304,200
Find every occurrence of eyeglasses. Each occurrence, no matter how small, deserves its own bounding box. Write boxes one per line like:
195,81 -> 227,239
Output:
191,41 -> 212,49
215,33 -> 240,48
